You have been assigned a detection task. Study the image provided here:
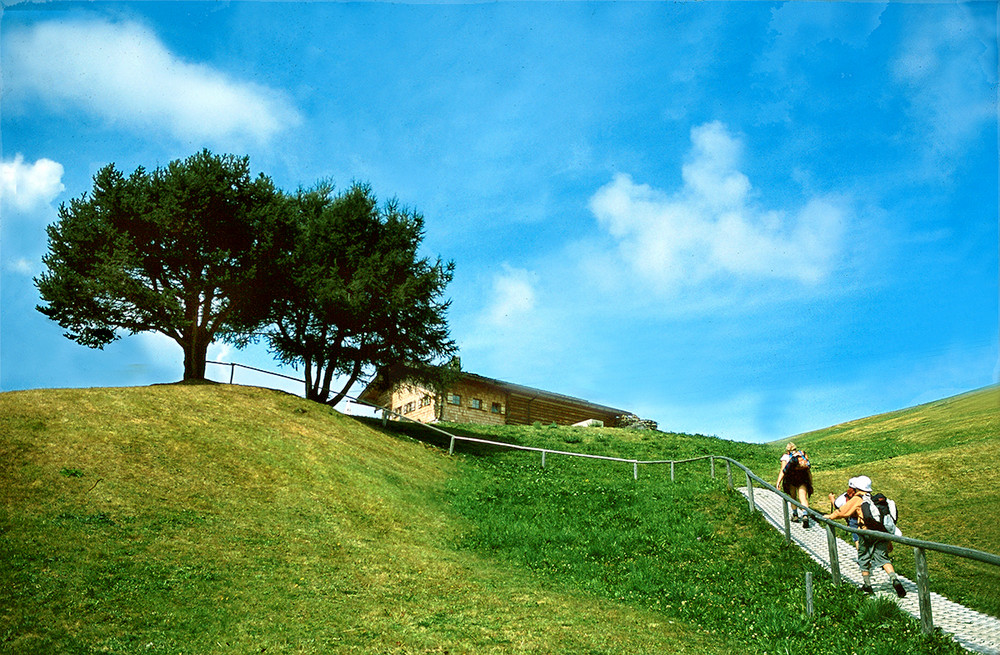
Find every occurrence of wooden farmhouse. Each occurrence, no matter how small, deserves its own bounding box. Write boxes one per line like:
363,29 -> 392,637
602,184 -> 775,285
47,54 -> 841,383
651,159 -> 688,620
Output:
358,370 -> 632,428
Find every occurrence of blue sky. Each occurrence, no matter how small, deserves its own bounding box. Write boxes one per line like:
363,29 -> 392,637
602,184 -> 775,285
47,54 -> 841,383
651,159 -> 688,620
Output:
2,1 -> 997,443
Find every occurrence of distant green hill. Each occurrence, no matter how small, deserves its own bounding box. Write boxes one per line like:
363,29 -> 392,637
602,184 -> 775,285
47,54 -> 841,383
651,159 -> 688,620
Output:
2,383 -> 986,654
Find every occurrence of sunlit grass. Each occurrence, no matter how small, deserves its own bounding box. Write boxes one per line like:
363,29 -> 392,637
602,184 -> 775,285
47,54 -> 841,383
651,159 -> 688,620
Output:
2,383 -> 990,653
0,385 -> 726,654
445,442 -> 966,655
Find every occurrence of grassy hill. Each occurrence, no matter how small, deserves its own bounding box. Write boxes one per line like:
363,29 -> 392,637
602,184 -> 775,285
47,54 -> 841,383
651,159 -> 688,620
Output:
775,385 -> 1000,616
1,383 -> 987,654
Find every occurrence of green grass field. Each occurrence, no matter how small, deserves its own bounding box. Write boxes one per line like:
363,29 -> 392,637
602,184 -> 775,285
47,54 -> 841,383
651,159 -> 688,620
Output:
2,382 -> 994,654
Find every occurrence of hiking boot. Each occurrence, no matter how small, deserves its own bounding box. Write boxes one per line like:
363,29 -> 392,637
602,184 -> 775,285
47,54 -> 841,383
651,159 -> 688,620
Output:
893,580 -> 907,598
791,514 -> 801,523
802,518 -> 811,529
861,584 -> 874,594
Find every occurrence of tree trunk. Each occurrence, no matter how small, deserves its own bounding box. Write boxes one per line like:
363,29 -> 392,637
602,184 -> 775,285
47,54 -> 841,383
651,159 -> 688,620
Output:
328,359 -> 363,408
181,291 -> 209,381
182,341 -> 208,380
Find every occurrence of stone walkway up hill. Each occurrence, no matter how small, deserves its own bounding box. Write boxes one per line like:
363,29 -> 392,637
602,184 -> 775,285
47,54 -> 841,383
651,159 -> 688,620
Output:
740,486 -> 1000,655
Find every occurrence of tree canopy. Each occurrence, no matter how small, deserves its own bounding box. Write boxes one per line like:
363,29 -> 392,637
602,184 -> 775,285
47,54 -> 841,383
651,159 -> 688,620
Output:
36,150 -> 457,398
266,182 -> 457,405
35,149 -> 289,380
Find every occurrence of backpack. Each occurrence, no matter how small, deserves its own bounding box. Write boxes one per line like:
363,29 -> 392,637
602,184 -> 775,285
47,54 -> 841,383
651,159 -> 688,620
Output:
861,492 -> 900,534
786,450 -> 810,470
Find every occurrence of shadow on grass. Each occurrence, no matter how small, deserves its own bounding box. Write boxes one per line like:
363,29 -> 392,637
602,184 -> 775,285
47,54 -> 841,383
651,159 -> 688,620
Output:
349,416 -> 520,457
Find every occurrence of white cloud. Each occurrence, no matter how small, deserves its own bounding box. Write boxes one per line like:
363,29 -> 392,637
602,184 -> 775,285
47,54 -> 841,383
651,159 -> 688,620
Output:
459,265 -> 577,382
0,154 -> 65,211
208,343 -> 233,363
134,331 -> 182,367
5,19 -> 300,144
6,258 -> 36,276
589,121 -> 847,292
891,7 -> 996,164
484,265 -> 538,327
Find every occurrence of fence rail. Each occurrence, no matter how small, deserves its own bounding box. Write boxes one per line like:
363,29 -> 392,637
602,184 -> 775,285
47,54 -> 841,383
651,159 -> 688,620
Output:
208,361 -> 1000,639
207,360 -> 306,385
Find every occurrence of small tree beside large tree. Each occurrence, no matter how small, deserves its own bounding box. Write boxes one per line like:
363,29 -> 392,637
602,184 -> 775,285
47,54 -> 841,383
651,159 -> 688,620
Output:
266,182 -> 457,406
36,149 -> 289,380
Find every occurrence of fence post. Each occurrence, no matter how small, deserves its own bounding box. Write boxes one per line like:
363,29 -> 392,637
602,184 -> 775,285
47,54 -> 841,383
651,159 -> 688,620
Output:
710,456 -> 715,479
805,572 -> 814,616
449,435 -> 455,456
633,461 -> 638,481
670,461 -> 675,482
726,461 -> 733,491
229,362 -> 236,385
914,547 -> 934,635
541,450 -> 547,468
745,471 -> 756,512
782,499 -> 791,545
825,523 -> 841,585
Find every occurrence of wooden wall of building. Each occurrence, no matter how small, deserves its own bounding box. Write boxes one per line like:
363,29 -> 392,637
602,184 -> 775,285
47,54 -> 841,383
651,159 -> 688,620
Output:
388,384 -> 437,424
438,379 -> 508,426
383,378 -> 622,429
505,393 -> 619,427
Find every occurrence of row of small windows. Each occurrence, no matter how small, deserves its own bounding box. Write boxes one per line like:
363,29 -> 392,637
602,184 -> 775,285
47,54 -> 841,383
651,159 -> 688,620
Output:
396,396 -> 505,416
448,394 -> 503,414
396,395 -> 433,416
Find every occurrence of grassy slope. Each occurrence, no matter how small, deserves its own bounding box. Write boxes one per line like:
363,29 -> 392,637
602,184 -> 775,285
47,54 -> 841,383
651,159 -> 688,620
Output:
2,383 -> 987,654
773,385 -> 1000,617
0,384 -> 726,655
431,419 -> 982,655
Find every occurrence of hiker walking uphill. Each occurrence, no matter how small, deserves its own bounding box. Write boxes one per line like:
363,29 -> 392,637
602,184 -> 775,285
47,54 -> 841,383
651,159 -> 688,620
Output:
824,475 -> 907,598
829,478 -> 861,548
776,442 -> 814,528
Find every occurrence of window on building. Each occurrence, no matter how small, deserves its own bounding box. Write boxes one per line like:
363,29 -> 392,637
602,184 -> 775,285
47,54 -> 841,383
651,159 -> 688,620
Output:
447,393 -> 461,406
491,402 -> 503,414
470,398 -> 483,410
420,395 -> 431,408
404,402 -> 415,414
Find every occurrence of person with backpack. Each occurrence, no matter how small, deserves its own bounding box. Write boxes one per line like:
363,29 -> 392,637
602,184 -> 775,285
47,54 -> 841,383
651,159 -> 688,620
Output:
825,475 -> 907,597
776,442 -> 814,528
829,478 -> 860,548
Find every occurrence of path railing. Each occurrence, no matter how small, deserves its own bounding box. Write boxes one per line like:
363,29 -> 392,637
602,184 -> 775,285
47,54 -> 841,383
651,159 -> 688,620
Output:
206,365 -> 1000,639
207,361 -> 306,386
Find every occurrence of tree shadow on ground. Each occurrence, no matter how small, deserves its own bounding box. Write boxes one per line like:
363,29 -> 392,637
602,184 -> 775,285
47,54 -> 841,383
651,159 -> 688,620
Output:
349,415 -> 519,457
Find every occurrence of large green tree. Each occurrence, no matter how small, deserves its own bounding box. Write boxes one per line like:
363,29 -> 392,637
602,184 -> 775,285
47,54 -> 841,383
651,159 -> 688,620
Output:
267,182 -> 457,405
36,149 -> 289,380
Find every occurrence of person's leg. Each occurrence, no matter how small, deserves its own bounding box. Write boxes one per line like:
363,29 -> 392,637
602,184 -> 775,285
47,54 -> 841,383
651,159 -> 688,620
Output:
798,486 -> 811,528
883,562 -> 907,597
858,538 -> 875,593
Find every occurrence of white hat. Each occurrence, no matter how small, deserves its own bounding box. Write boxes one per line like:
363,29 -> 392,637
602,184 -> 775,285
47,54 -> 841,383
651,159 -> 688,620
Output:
847,477 -> 858,489
851,476 -> 872,493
